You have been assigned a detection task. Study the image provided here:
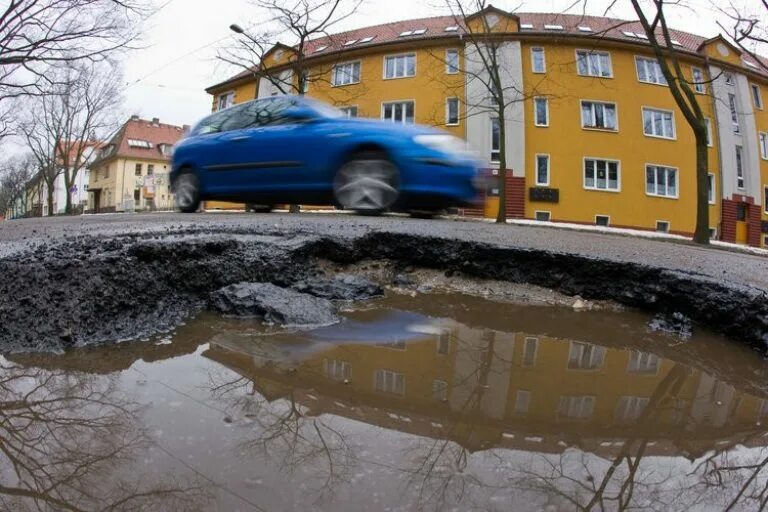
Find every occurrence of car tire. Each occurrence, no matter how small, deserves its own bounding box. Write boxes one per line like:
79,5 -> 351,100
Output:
174,171 -> 201,213
333,151 -> 399,215
246,204 -> 273,213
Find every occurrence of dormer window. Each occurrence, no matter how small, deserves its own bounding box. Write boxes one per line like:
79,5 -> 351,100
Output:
128,139 -> 152,149
635,32 -> 648,39
412,28 -> 427,35
343,39 -> 357,46
577,26 -> 592,32
159,144 -> 173,156
398,30 -> 413,37
445,25 -> 459,32
314,45 -> 328,52
520,23 -> 534,29
359,36 -> 375,43
622,31 -> 638,38
544,24 -> 563,31
670,40 -> 682,47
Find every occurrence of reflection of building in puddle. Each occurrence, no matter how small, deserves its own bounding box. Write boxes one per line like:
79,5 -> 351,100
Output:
203,308 -> 768,459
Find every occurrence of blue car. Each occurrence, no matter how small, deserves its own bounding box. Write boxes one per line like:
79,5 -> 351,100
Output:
171,96 -> 480,215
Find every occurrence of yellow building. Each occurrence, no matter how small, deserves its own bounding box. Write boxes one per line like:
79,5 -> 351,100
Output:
87,116 -> 187,213
206,7 -> 768,247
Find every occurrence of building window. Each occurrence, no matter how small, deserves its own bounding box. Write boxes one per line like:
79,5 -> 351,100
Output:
446,97 -> 459,125
725,72 -> 734,85
514,390 -> 531,415
557,395 -> 595,420
568,342 -> 606,370
708,173 -> 716,204
728,93 -> 739,133
737,203 -> 747,221
432,379 -> 448,401
340,106 -> 358,118
535,154 -> 549,186
628,350 -> 660,374
646,164 -> 678,198
534,97 -> 548,126
384,53 -> 416,79
490,117 -> 500,163
584,158 -> 620,191
760,132 -> 768,160
656,220 -> 670,233
705,118 -> 713,146
595,215 -> 610,226
535,211 -> 551,221
134,163 -> 142,176
531,47 -> 546,73
436,330 -> 450,354
581,101 -> 617,130
616,396 -> 649,422
374,369 -> 405,395
217,92 -> 234,111
575,50 -> 612,77
752,84 -> 763,109
636,56 -> 668,85
765,186 -> 768,214
522,337 -> 538,367
692,67 -> 705,93
445,49 -> 459,74
332,61 -> 360,86
133,189 -> 140,202
147,164 -> 154,175
736,145 -> 745,189
324,359 -> 351,381
382,101 -> 414,124
642,107 -> 675,139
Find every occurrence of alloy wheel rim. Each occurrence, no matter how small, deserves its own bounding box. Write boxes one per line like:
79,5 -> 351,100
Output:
175,176 -> 197,209
334,160 -> 398,211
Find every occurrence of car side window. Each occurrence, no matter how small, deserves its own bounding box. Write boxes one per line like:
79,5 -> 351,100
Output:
218,104 -> 254,132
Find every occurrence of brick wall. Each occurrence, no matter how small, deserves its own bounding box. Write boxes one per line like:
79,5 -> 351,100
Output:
748,204 -> 762,247
506,175 -> 525,219
721,199 -> 738,243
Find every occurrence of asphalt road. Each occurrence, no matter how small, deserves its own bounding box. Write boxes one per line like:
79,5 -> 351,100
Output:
2,211 -> 767,292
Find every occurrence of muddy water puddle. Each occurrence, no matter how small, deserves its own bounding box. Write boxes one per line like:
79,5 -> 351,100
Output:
3,293 -> 768,511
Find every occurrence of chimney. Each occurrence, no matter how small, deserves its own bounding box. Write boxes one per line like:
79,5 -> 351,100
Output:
152,117 -> 160,126
130,114 -> 139,121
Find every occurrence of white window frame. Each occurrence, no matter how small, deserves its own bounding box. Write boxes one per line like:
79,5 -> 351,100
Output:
705,118 -> 713,147
339,105 -> 358,118
331,60 -> 361,87
656,220 -> 670,233
534,97 -> 549,127
522,337 -> 538,367
445,49 -> 459,74
383,53 -> 417,80
374,368 -> 405,395
445,97 -> 459,126
729,93 -> 740,133
736,145 -> 745,189
575,49 -> 613,78
531,47 -> 546,73
583,157 -> 621,192
645,163 -> 679,198
759,131 -> 768,160
692,67 -> 706,94
557,395 -> 595,419
752,83 -> 764,109
514,390 -> 531,415
381,100 -> 415,124
217,91 -> 234,111
628,351 -> 660,375
490,116 -> 500,164
581,100 -> 618,131
642,107 -> 676,140
708,173 -> 716,204
635,56 -> 668,86
534,153 -> 550,186
567,341 -> 606,371
616,396 -> 649,421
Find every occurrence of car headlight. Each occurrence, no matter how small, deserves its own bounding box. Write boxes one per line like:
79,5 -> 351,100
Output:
413,134 -> 473,159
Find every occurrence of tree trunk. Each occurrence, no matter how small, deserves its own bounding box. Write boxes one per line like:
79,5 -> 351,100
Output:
693,133 -> 710,245
46,186 -> 54,217
495,112 -> 507,224
64,171 -> 73,215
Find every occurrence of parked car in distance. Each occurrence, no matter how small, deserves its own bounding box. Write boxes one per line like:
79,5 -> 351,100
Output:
171,95 -> 480,215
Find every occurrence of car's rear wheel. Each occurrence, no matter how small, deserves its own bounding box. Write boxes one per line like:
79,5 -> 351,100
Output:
333,151 -> 399,215
174,171 -> 201,213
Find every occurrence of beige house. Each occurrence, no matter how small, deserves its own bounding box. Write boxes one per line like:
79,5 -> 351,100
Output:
87,116 -> 187,213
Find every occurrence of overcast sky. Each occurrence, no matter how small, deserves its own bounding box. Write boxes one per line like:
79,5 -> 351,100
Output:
126,0 -> 754,128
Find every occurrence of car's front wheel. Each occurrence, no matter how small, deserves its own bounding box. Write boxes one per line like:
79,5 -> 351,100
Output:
333,152 -> 399,215
174,172 -> 201,213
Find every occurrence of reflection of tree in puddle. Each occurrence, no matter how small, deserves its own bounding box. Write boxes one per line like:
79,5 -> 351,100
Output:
202,300 -> 768,511
0,359 -> 209,511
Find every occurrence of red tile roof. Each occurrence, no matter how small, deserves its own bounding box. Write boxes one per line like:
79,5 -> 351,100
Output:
91,117 -> 185,166
209,11 -> 767,91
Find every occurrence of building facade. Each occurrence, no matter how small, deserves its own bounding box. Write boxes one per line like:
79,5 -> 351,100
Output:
87,116 -> 186,213
206,8 -> 768,247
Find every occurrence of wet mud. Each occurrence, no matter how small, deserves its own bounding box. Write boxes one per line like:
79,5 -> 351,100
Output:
0,228 -> 766,353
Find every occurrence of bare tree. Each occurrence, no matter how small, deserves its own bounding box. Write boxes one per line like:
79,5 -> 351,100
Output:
715,1 -> 768,73
0,154 -> 36,217
595,1 -> 711,244
0,0 -> 146,142
20,63 -> 123,216
443,1 -> 533,224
